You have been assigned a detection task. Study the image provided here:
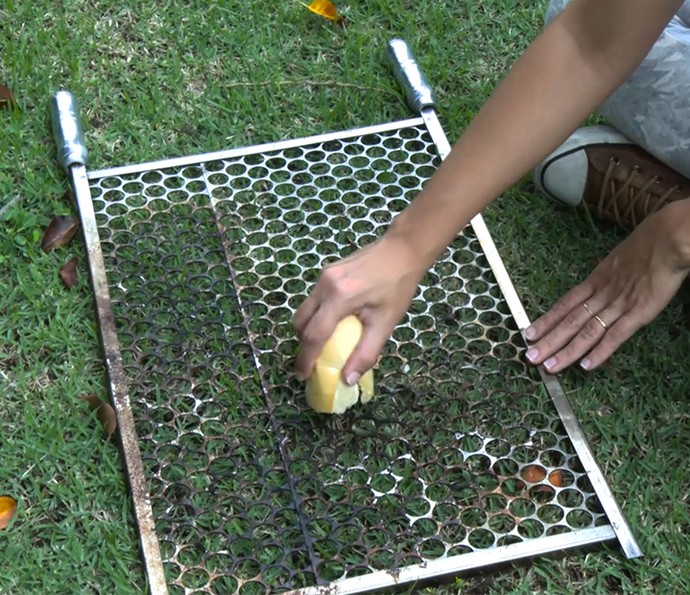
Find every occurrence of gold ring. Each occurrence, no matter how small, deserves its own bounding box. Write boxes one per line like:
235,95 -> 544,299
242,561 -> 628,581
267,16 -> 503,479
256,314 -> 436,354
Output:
582,302 -> 595,317
593,314 -> 608,330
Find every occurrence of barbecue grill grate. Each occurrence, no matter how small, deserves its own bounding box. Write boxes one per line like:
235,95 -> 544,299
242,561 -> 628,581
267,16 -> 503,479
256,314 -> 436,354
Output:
72,118 -> 637,594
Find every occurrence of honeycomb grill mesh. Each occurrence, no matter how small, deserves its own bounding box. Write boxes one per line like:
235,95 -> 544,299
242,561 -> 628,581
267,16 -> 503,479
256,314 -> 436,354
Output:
89,123 -> 606,594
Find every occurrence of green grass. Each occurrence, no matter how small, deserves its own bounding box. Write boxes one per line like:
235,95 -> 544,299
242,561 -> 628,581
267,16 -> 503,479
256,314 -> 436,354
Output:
2,0 -> 690,593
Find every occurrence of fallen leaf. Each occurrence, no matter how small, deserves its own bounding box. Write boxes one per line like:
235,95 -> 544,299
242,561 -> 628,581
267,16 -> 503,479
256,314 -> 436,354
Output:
548,470 -> 564,487
41,215 -> 79,252
59,257 -> 79,289
0,496 -> 17,530
520,464 -> 546,483
0,85 -> 17,111
80,394 -> 118,440
301,0 -> 344,24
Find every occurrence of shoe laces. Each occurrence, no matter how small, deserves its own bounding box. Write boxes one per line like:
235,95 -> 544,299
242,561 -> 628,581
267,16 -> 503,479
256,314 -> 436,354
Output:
598,157 -> 680,227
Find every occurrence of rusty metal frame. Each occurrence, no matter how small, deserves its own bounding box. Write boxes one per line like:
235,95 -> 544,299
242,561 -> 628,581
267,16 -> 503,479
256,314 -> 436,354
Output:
71,164 -> 169,592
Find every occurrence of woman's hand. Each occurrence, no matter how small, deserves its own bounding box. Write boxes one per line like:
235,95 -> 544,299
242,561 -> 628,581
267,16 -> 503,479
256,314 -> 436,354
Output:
293,232 -> 426,385
524,200 -> 690,373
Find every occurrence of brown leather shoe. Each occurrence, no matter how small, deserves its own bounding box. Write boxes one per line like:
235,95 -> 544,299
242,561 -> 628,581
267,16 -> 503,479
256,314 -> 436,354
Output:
534,125 -> 690,229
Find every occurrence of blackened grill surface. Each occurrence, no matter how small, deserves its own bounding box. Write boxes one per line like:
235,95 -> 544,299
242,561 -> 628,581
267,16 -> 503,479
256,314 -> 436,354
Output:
88,123 -> 606,594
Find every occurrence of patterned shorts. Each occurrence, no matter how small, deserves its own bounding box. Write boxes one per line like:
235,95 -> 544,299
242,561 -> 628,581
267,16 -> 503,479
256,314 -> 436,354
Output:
546,0 -> 690,177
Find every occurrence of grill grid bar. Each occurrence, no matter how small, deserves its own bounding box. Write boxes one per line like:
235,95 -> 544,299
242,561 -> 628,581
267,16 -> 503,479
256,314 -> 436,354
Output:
203,161 -> 325,586
291,525 -> 617,595
419,106 -> 641,560
70,164 -> 169,594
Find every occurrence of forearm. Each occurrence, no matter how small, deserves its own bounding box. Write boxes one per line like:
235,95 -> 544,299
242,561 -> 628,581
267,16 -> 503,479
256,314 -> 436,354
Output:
660,198 -> 690,269
388,0 -> 683,270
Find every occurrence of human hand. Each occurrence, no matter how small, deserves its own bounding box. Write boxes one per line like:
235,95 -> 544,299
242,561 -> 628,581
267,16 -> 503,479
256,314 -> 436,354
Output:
524,200 -> 690,373
293,233 -> 426,385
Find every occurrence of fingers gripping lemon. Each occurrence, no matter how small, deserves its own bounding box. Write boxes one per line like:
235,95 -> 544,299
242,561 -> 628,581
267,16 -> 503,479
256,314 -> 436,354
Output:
305,315 -> 375,414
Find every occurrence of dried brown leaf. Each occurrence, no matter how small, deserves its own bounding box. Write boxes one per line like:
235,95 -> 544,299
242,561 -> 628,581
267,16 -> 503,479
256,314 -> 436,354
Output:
59,257 -> 79,289
520,464 -> 547,483
548,470 -> 564,487
80,394 -> 117,440
0,496 -> 17,530
41,215 -> 79,252
0,85 -> 17,111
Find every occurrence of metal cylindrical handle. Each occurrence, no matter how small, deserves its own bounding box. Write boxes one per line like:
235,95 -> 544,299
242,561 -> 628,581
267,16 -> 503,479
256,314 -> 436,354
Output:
49,91 -> 88,170
386,38 -> 435,113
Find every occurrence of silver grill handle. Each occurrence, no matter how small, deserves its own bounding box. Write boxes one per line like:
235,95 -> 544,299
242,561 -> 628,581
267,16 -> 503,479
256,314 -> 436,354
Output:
49,90 -> 88,171
386,38 -> 436,113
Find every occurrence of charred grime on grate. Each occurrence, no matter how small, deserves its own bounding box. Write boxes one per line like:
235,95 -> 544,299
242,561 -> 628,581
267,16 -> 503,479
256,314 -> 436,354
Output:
85,123 -> 614,593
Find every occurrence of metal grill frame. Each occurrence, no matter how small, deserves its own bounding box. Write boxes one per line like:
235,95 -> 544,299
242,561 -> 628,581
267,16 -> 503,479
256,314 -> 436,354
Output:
61,109 -> 642,592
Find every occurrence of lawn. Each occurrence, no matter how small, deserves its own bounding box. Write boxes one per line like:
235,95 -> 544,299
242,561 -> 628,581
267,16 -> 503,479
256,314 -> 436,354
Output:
1,0 -> 689,593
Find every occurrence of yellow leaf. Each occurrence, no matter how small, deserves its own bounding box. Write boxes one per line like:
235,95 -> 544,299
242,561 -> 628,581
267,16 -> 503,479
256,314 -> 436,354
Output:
301,0 -> 344,24
0,496 -> 17,530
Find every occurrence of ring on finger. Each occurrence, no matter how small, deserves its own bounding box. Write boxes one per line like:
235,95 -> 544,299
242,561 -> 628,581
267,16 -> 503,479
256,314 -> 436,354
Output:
593,313 -> 607,330
582,302 -> 595,318
583,302 -> 608,330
